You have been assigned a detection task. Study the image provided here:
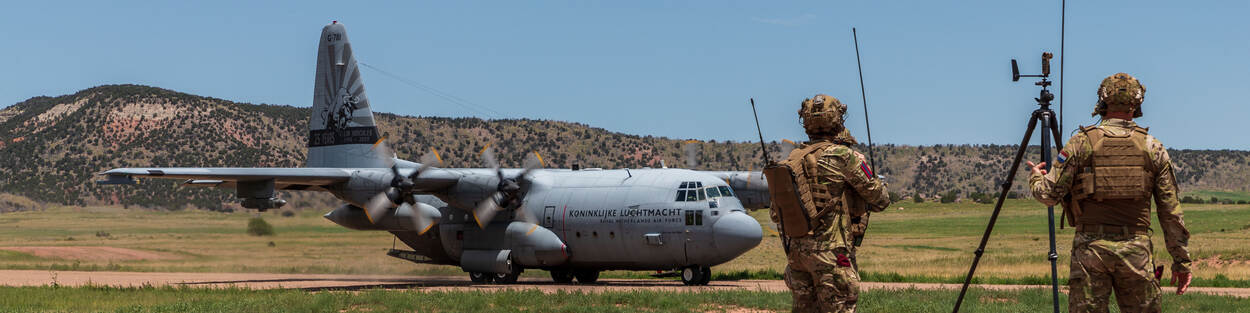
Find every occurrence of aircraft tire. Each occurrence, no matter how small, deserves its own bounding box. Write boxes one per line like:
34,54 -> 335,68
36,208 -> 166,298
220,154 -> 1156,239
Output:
698,266 -> 712,285
550,269 -> 575,283
680,266 -> 706,286
493,264 -> 523,284
469,272 -> 491,284
573,270 -> 600,284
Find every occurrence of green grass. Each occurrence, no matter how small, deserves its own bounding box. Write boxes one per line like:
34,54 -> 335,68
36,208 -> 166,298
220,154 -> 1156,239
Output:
3,198 -> 1250,287
1,285 -> 1246,313
1186,190 -> 1250,203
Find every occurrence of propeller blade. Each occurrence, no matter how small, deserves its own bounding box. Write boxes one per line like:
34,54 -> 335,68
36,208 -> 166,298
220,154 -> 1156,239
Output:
522,151 -> 545,170
683,140 -> 699,168
415,148 -> 444,174
371,136 -> 397,168
400,202 -> 437,235
479,144 -> 499,170
514,151 -> 546,181
364,190 -> 395,224
516,207 -> 539,225
472,192 -> 503,229
780,139 -> 797,158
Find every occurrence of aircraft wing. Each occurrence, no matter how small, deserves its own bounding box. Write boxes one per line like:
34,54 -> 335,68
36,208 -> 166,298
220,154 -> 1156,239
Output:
98,167 -> 354,191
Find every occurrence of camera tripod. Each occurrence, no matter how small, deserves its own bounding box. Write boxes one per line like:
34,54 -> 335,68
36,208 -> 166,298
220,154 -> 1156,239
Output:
953,55 -> 1065,313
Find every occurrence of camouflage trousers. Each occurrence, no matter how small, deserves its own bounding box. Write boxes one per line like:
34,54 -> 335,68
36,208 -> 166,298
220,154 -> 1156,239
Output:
1069,232 -> 1161,313
784,238 -> 859,313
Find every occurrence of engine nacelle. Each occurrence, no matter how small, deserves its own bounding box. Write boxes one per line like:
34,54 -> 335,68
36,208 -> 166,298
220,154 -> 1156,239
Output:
504,222 -> 568,267
323,202 -> 442,232
452,221 -> 568,269
460,249 -> 513,274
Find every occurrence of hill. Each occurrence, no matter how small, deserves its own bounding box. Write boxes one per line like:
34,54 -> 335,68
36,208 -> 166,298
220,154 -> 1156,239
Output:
1,85 -> 1247,210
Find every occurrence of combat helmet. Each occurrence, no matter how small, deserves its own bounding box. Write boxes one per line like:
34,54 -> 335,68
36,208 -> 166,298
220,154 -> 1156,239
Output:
799,94 -> 847,136
1093,73 -> 1146,118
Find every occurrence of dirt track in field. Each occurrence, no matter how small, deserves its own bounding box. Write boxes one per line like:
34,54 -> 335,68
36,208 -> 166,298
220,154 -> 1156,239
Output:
0,270 -> 1245,298
0,246 -> 180,261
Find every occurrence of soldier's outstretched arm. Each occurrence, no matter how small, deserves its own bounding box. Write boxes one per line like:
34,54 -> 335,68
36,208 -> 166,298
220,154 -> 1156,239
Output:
1149,137 -> 1192,284
1029,133 -> 1089,206
827,148 -> 890,212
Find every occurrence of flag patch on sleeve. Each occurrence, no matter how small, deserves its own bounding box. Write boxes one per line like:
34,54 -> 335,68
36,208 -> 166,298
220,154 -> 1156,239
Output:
1057,150 -> 1069,164
860,162 -> 874,178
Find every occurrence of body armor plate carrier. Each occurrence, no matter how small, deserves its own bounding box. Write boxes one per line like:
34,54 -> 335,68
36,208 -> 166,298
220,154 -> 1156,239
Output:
764,142 -> 841,238
1065,125 -> 1155,227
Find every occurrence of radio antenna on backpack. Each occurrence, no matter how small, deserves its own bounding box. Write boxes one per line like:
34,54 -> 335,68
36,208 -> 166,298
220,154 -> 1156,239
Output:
852,28 -> 876,171
750,98 -> 772,165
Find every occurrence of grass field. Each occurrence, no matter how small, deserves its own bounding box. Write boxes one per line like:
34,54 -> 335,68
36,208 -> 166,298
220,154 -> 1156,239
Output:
2,285 -> 1248,313
1,196 -> 1249,286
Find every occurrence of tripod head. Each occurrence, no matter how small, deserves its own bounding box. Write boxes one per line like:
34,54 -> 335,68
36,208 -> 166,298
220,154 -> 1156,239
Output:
1012,52 -> 1055,108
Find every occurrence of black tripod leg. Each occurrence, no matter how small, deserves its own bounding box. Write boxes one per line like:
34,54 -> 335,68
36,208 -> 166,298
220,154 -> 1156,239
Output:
1048,113 -> 1064,150
952,116 -> 1039,313
1040,111 -> 1061,313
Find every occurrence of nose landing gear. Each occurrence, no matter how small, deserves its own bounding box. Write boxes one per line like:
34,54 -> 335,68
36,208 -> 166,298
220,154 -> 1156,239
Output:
680,265 -> 711,286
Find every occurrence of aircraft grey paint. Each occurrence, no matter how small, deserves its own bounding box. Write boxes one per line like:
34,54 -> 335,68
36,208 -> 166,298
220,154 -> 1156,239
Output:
99,22 -> 761,285
704,171 -> 769,210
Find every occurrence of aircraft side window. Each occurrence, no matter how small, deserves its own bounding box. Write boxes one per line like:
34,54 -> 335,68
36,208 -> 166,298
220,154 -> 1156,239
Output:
695,182 -> 703,188
697,188 -> 707,200
684,210 -> 694,225
696,210 -> 703,225
719,186 -> 734,197
675,190 -> 687,202
680,182 -> 688,188
686,190 -> 698,201
706,187 -> 721,198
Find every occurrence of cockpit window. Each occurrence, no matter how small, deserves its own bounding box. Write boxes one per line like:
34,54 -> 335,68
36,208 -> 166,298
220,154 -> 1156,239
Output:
676,181 -> 734,202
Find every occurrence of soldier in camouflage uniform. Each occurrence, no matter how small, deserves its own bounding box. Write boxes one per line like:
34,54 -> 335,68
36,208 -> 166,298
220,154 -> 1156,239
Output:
1027,73 -> 1192,313
770,94 -> 890,313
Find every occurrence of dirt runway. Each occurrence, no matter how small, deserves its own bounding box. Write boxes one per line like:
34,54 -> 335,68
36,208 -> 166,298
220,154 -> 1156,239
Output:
0,270 -> 1245,298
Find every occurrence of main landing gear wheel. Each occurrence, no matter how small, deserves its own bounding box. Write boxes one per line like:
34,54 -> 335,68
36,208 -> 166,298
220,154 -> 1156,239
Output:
681,265 -> 711,286
469,272 -> 491,283
573,269 -> 600,284
550,269 -> 575,283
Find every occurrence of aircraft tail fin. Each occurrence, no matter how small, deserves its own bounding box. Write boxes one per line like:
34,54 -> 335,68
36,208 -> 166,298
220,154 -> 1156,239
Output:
307,22 -> 388,168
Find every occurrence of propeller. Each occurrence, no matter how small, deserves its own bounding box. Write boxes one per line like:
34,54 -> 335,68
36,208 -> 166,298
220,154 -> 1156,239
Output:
779,139 -> 797,159
472,145 -> 545,228
362,136 -> 444,235
683,140 -> 700,168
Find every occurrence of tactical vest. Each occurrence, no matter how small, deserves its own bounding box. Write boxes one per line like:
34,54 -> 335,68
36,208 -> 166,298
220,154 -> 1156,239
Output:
763,141 -> 842,238
1069,125 -> 1156,228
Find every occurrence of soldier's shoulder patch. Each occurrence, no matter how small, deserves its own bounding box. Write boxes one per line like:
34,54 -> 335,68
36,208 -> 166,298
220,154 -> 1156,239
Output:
824,145 -> 853,157
1057,150 -> 1069,164
859,161 -> 873,179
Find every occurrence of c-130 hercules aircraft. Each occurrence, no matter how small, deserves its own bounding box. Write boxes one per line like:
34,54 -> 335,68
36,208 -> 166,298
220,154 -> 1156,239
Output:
97,22 -> 762,285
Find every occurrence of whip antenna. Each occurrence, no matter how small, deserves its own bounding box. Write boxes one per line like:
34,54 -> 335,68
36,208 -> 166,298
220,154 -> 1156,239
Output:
1060,0 -> 1066,132
750,98 -> 772,164
852,28 -> 876,170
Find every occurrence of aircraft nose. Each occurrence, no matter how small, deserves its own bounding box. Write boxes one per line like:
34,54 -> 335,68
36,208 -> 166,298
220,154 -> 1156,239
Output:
712,211 -> 763,257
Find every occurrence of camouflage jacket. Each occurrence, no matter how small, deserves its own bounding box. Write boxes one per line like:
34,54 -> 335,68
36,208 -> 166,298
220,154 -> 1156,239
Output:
1029,118 -> 1191,273
773,140 -> 890,250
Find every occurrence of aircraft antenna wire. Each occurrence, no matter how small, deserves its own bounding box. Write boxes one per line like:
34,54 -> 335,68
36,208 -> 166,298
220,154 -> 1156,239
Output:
359,62 -> 504,118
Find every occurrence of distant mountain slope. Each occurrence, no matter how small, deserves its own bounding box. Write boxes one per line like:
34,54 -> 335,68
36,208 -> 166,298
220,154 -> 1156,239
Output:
1,85 -> 1246,210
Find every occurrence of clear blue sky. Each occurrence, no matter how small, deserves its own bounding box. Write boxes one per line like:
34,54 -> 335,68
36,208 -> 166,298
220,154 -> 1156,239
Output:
4,1 -> 1246,149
